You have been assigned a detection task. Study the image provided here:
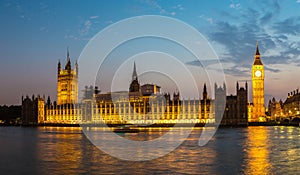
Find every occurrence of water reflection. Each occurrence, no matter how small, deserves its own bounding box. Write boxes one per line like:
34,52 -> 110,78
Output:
0,126 -> 299,174
209,128 -> 247,174
244,127 -> 272,175
36,127 -> 85,174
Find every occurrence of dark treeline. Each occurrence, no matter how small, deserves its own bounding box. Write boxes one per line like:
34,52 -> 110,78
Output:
0,105 -> 21,125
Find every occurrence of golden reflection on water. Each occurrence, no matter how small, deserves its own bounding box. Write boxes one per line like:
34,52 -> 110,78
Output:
244,127 -> 272,175
37,127 -> 86,174
29,126 -> 299,174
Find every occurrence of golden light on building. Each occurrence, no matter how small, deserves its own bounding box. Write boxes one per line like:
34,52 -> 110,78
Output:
26,57 -> 246,126
40,62 -> 216,125
250,42 -> 265,122
57,49 -> 78,105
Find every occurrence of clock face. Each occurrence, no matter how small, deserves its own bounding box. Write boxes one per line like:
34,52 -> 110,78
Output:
255,70 -> 262,77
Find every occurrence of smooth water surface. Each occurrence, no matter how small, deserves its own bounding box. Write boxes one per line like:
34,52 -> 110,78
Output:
0,126 -> 299,175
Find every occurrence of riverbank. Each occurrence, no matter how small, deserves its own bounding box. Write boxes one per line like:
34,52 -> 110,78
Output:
1,122 -> 299,127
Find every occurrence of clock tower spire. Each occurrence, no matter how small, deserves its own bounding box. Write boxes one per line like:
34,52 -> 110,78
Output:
251,42 -> 265,122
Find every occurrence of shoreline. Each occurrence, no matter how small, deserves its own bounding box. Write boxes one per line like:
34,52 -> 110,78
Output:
1,122 -> 299,127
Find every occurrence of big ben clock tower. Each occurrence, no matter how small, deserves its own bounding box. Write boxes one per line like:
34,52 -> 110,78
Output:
251,42 -> 265,122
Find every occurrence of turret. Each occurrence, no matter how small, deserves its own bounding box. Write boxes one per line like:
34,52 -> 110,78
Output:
65,48 -> 71,70
47,96 -> 51,106
203,83 -> 207,100
75,60 -> 78,75
58,60 -> 61,75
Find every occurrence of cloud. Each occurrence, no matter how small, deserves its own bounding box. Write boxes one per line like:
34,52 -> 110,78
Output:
39,26 -> 48,32
141,0 -> 166,14
141,0 -> 179,16
229,3 -> 240,9
186,59 -> 221,67
172,4 -> 184,11
106,20 -> 114,24
4,2 -> 11,7
90,16 -> 99,19
224,66 -> 250,77
203,1 -> 300,77
265,66 -> 280,73
65,34 -> 79,40
80,20 -> 92,35
260,12 -> 273,24
199,15 -> 214,24
297,0 -> 300,3
273,17 -> 300,35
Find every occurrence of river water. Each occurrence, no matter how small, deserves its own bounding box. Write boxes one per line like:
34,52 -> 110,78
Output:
0,126 -> 299,175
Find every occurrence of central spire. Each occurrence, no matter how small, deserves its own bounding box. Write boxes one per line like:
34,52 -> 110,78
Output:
129,62 -> 140,92
132,61 -> 138,81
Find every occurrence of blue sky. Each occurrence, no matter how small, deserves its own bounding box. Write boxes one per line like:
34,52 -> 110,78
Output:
1,0 -> 300,105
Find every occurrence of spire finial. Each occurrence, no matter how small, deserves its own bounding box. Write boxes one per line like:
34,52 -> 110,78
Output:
58,59 -> 61,73
65,47 -> 72,70
255,41 -> 260,55
132,61 -> 138,81
203,83 -> 207,100
67,47 -> 70,61
134,61 -> 136,71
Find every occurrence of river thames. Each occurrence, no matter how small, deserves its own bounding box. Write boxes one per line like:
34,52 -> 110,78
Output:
0,126 -> 299,175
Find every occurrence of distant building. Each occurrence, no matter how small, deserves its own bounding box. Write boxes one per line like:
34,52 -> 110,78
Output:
215,82 -> 248,126
283,89 -> 300,118
214,83 -> 226,124
21,95 -> 44,125
267,97 -> 283,121
141,84 -> 161,96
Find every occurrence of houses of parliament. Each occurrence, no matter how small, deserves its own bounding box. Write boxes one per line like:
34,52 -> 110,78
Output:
22,43 -> 298,126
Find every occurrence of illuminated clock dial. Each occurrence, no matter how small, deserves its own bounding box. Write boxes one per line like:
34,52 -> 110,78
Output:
255,70 -> 262,77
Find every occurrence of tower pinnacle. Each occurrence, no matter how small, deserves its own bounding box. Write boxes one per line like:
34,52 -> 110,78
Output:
203,83 -> 207,100
253,42 -> 263,65
58,60 -> 61,74
129,62 -> 140,92
132,61 -> 138,81
67,47 -> 70,62
255,41 -> 260,55
65,47 -> 71,70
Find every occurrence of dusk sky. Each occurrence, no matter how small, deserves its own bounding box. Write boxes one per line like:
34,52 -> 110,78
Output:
1,0 -> 300,105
